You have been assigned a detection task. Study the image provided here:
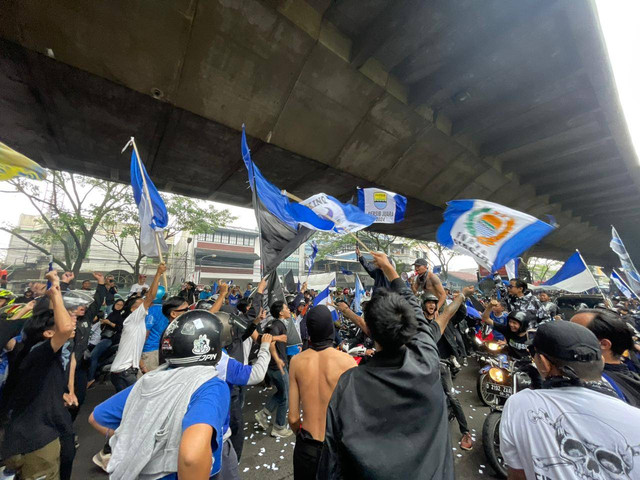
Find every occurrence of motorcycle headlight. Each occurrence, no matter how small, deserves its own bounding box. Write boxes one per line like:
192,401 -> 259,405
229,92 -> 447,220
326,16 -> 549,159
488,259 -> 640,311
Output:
489,367 -> 505,383
487,342 -> 500,351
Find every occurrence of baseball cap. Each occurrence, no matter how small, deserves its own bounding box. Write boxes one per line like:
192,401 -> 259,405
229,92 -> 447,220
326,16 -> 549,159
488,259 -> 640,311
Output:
412,258 -> 429,267
531,321 -> 601,363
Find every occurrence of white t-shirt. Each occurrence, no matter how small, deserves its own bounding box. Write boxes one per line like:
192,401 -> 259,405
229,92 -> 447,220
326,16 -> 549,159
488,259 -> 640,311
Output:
500,386 -> 640,480
128,283 -> 149,296
110,305 -> 147,373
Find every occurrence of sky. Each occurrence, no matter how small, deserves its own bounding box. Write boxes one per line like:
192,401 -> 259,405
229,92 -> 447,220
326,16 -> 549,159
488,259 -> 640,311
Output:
0,1 -> 637,273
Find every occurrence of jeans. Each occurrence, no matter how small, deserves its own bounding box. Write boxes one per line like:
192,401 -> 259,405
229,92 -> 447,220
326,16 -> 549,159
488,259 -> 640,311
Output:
265,367 -> 289,427
88,338 -> 113,380
110,368 -> 138,392
440,362 -> 468,435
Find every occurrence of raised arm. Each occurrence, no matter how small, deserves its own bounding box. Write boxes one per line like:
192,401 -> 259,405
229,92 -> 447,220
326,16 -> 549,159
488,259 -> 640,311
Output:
358,246 -> 377,278
46,270 -> 76,352
84,272 -> 107,322
434,289 -> 471,334
335,301 -> 370,337
209,283 -> 229,314
143,263 -> 166,310
482,301 -> 495,326
429,272 -> 447,310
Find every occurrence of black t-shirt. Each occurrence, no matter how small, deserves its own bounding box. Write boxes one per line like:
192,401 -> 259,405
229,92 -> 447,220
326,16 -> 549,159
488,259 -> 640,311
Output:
492,323 -> 530,359
2,341 -> 72,457
102,310 -> 124,342
265,318 -> 287,370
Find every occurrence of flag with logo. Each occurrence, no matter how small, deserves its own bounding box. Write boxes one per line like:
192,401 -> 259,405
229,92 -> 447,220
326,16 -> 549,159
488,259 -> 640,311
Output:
436,199 -> 555,272
300,193 -> 375,234
313,278 -> 339,321
128,141 -> 169,257
504,258 -> 521,280
357,187 -> 407,224
610,269 -> 639,300
610,226 -> 640,294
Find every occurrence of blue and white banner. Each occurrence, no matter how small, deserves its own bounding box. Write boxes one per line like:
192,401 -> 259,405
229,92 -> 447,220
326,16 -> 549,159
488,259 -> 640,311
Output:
313,278 -> 339,321
128,141 -> 169,258
436,199 -> 555,272
537,251 -> 597,293
301,193 -> 375,234
357,187 -> 407,224
352,274 -> 365,315
610,226 -> 640,294
610,269 -> 639,300
306,241 -> 318,276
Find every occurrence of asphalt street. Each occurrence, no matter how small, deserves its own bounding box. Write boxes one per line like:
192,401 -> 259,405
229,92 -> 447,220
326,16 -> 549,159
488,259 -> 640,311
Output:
72,358 -> 500,479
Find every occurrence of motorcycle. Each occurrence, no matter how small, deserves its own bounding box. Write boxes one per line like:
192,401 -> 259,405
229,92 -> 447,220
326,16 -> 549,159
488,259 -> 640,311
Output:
473,333 -> 507,406
481,360 -> 531,478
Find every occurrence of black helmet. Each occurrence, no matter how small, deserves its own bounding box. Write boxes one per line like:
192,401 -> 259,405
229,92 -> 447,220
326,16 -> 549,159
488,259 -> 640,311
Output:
161,310 -> 223,367
423,293 -> 438,303
507,310 -> 533,333
194,299 -> 214,310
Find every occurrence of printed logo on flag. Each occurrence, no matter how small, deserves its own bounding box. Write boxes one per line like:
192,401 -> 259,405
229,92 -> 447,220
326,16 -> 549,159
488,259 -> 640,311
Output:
373,192 -> 388,210
466,208 -> 515,247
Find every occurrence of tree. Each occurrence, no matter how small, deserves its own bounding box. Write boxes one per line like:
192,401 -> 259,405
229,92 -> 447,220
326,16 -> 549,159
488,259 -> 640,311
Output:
0,171 -> 130,276
316,231 -> 397,259
94,193 -> 235,277
526,257 -> 562,283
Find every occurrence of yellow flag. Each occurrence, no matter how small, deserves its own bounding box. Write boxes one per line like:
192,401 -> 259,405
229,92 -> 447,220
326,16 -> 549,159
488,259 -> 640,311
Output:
0,142 -> 46,181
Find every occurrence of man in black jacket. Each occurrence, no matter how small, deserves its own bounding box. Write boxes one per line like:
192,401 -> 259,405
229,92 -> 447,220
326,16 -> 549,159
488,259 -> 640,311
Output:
319,252 -> 472,480
571,308 -> 640,407
355,245 -> 391,291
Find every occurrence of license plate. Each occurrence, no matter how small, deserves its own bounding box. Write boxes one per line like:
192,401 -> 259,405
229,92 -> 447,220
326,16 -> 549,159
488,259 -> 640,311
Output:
486,383 -> 512,397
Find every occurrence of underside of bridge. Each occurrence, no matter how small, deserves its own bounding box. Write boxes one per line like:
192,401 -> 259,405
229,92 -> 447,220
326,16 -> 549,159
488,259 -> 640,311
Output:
1,0 -> 638,266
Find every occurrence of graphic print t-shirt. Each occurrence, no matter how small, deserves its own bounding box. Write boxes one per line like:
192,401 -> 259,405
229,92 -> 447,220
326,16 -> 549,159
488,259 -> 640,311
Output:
500,387 -> 640,480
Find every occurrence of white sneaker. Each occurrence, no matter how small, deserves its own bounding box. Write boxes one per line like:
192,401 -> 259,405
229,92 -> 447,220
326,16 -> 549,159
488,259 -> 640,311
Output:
92,449 -> 111,473
255,409 -> 270,431
271,424 -> 294,438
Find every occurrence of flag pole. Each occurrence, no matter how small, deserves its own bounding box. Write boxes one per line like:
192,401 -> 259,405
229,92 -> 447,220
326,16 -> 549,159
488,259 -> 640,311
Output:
282,190 -> 373,254
129,137 -> 168,287
576,249 -> 611,308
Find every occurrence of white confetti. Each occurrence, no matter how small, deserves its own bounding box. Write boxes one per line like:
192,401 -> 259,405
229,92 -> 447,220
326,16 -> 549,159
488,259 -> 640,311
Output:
251,442 -> 256,445
280,456 -> 284,459
479,470 -> 484,474
457,454 -> 462,458
243,468 -> 249,473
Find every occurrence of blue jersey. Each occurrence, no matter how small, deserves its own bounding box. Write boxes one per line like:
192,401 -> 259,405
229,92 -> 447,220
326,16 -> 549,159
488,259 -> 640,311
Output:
142,305 -> 168,353
93,377 -> 229,479
490,312 -> 508,341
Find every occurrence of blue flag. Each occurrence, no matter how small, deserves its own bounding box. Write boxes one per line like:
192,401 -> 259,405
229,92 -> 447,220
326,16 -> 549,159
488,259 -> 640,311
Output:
352,274 -> 365,315
610,226 -> 640,294
306,241 -> 318,276
340,267 -> 354,276
313,278 -> 339,321
539,251 -> 597,293
128,141 -> 168,258
610,269 -> 639,300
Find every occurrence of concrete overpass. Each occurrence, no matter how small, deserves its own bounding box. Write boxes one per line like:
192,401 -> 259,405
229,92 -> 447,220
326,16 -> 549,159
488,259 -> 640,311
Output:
1,0 -> 639,266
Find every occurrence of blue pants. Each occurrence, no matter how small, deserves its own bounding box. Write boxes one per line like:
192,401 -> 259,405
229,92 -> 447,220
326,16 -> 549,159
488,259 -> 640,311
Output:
88,338 -> 112,380
265,367 -> 289,427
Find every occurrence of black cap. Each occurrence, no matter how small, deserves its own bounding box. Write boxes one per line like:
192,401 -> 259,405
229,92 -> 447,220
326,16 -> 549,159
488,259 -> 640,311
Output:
412,258 -> 429,267
532,321 -> 601,363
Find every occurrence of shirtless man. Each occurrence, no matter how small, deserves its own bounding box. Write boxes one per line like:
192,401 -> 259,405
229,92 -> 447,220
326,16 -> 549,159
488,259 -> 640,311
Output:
411,258 -> 446,309
288,305 -> 357,479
